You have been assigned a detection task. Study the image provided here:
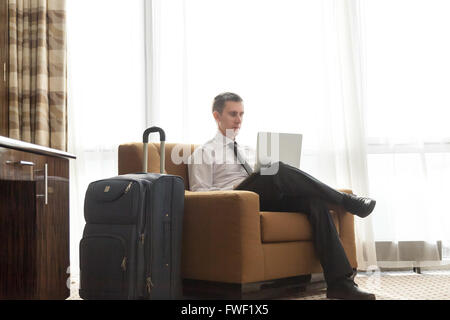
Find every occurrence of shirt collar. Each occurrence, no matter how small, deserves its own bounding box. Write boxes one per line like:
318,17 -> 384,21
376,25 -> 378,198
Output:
214,130 -> 235,146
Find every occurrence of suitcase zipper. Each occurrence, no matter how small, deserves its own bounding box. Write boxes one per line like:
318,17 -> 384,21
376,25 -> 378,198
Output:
124,181 -> 133,194
121,256 -> 127,271
145,190 -> 154,298
146,277 -> 154,294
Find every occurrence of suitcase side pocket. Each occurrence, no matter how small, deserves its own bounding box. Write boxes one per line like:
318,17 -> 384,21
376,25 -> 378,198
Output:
79,234 -> 128,299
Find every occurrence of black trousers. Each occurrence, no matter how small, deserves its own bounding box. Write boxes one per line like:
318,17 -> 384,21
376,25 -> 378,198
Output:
235,162 -> 354,286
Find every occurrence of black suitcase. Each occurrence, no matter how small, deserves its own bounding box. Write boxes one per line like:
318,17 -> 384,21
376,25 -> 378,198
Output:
79,127 -> 185,300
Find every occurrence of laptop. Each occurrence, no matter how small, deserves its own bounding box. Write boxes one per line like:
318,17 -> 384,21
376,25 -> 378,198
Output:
255,132 -> 303,173
234,131 -> 303,189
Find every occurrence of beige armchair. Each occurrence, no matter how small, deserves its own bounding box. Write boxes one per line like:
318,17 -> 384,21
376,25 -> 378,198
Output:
118,142 -> 357,299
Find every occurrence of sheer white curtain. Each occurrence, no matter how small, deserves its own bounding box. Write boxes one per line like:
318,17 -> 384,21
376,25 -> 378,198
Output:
67,0 -> 146,278
146,0 -> 377,270
322,0 -> 377,269
362,0 -> 450,268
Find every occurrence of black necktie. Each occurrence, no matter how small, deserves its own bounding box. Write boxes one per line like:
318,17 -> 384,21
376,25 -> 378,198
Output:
233,141 -> 253,175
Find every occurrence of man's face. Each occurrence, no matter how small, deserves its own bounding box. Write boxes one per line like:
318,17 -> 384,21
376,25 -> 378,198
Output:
214,101 -> 244,139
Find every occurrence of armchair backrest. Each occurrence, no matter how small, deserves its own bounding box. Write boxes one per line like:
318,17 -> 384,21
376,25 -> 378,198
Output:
118,142 -> 198,190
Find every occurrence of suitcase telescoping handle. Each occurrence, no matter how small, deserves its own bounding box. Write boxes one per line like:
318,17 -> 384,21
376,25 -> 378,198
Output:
143,126 -> 166,174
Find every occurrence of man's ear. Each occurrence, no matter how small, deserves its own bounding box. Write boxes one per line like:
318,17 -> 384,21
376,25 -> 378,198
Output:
213,111 -> 221,123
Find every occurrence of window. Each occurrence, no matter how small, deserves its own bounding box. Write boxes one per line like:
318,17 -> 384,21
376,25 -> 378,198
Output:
363,0 -> 450,249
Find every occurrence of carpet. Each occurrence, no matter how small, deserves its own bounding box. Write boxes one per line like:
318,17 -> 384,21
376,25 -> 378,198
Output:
290,270 -> 450,300
67,270 -> 450,300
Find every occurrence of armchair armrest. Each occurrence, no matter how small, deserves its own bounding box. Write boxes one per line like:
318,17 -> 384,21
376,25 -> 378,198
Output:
181,190 -> 265,283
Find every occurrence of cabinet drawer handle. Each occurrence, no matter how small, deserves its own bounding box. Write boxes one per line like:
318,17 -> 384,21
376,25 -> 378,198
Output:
44,163 -> 48,205
36,164 -> 48,205
5,160 -> 36,167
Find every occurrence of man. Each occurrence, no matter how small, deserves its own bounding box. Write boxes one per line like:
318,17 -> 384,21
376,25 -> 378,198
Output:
188,92 -> 376,300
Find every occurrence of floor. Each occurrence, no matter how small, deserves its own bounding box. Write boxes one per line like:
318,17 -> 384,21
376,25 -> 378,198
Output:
67,270 -> 450,300
290,270 -> 450,300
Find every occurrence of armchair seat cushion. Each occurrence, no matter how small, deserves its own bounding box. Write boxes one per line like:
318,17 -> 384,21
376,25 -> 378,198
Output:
260,210 -> 340,243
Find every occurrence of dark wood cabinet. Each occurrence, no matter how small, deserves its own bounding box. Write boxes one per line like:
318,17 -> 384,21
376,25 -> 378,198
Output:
0,137 -> 75,299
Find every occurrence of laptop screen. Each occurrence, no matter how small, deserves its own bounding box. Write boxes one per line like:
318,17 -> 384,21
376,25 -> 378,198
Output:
255,132 -> 303,172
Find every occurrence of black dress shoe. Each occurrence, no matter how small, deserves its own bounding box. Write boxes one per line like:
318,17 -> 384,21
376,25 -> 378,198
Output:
342,193 -> 376,218
327,279 -> 376,300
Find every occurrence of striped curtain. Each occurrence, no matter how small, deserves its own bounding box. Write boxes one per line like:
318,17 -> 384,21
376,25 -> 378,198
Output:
8,0 -> 67,151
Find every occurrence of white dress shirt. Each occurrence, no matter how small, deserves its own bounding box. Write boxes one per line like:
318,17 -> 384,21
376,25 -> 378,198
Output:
188,131 -> 255,191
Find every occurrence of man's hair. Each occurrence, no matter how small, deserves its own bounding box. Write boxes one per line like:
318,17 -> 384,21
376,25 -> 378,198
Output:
212,92 -> 243,114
